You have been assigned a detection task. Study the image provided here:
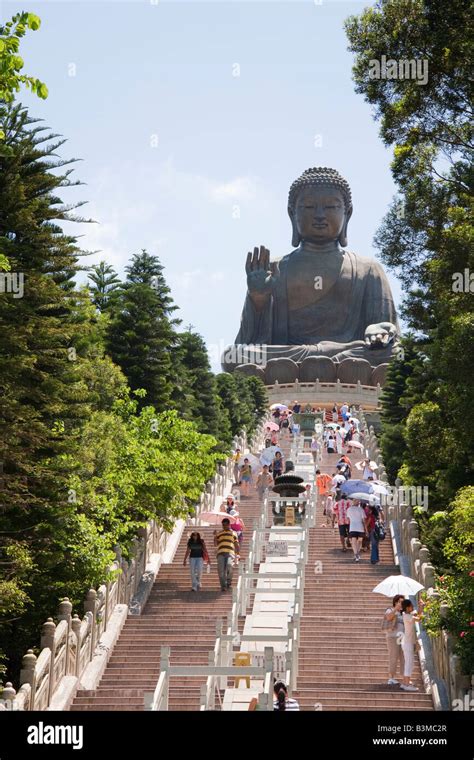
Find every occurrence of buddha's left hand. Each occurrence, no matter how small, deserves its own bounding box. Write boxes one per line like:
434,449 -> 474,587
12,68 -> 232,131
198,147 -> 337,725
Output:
364,322 -> 397,349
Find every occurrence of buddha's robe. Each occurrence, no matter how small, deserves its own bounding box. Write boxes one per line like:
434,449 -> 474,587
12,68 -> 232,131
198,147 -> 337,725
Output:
233,249 -> 399,366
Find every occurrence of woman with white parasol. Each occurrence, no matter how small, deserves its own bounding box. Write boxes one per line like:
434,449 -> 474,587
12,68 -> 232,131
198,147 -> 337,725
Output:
373,575 -> 424,691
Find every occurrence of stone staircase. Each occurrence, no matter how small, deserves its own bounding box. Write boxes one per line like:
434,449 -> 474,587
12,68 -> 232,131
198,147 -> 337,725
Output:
71,489 -> 263,711
71,429 -> 434,712
292,446 -> 433,711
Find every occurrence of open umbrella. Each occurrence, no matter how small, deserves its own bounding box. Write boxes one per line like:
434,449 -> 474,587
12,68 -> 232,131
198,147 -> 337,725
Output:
347,493 -> 380,506
341,479 -> 374,496
346,441 -> 365,451
260,445 -> 282,465
370,482 -> 389,495
237,453 -> 260,470
372,575 -> 424,597
199,511 -> 229,525
270,403 -> 288,411
266,422 -> 280,432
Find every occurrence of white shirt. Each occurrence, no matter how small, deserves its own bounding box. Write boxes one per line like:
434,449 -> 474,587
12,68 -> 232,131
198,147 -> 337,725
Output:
347,505 -> 366,533
402,612 -> 416,644
341,404 -> 349,415
332,474 -> 345,489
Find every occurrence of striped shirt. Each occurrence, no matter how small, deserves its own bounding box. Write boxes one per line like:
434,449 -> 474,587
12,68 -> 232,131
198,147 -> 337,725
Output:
214,529 -> 239,556
333,499 -> 351,526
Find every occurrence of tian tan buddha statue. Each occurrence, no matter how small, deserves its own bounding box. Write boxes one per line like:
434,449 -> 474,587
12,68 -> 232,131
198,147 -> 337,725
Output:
222,167 -> 400,386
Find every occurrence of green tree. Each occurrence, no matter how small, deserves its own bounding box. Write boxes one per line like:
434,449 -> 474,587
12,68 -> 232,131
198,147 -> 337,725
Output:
174,328 -> 220,436
0,104 -> 94,675
0,11 -> 47,139
346,0 -> 473,676
87,261 -> 121,311
345,0 -> 474,501
106,250 -> 180,410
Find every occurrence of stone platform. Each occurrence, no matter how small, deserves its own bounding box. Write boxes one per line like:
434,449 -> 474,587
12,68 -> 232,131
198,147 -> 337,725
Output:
265,378 -> 382,409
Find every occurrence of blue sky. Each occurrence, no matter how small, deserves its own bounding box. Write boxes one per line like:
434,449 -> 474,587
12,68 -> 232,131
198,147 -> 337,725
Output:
3,0 -> 403,371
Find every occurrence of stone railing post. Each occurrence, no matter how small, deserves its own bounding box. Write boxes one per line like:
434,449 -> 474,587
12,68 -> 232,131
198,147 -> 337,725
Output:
40,618 -> 56,707
57,597 -> 73,676
2,682 -> 16,707
71,614 -> 82,676
20,649 -> 37,709
84,589 -> 99,656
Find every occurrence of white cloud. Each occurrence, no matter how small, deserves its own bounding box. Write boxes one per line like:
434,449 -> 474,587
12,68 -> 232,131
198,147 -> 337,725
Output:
211,176 -> 258,203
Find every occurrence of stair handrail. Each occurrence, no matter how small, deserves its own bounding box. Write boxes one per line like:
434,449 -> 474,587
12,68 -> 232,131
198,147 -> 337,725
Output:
358,410 -> 471,710
8,415 -> 271,712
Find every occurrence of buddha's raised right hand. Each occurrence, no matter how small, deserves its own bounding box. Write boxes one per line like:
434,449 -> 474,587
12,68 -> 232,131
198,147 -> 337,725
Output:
246,245 -> 280,310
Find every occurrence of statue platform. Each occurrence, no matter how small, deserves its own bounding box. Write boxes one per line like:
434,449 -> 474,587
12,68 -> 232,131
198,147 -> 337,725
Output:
265,378 -> 382,410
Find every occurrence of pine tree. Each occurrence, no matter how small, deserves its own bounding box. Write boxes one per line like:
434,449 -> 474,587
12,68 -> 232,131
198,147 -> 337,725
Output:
87,261 -> 121,311
0,103 -> 94,673
175,328 -> 220,436
106,250 -> 180,410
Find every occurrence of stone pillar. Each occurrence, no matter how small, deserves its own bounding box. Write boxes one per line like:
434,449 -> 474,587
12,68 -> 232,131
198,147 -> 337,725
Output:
57,597 -> 72,625
84,589 -> 99,655
41,617 -> 57,707
20,650 -> 37,707
2,682 -> 16,706
58,597 -> 73,680
71,614 -> 82,676
422,563 -> 436,590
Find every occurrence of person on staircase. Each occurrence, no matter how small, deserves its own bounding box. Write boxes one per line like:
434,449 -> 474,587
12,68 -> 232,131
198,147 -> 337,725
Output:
400,599 -> 421,692
333,494 -> 351,551
273,681 -> 300,711
232,448 -> 241,485
383,595 -> 405,686
214,518 -> 240,592
264,427 -> 272,449
365,503 -> 385,564
316,469 -> 332,504
221,494 -> 238,514
239,458 -> 253,497
310,434 -> 320,463
271,450 -> 284,479
256,465 -> 273,501
335,426 -> 345,454
183,532 -> 210,592
346,499 -> 369,562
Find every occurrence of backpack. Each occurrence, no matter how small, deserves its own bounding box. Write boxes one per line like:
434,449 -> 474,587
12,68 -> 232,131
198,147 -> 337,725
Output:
374,520 -> 386,541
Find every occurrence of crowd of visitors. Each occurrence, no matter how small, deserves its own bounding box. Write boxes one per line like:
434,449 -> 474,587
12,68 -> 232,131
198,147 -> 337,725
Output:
186,399 -> 421,704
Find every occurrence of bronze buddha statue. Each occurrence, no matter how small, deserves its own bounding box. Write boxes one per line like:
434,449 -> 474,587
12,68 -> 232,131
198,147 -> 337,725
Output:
222,167 -> 399,385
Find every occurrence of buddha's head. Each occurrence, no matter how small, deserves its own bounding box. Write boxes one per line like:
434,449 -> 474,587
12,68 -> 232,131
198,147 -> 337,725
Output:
288,167 -> 353,248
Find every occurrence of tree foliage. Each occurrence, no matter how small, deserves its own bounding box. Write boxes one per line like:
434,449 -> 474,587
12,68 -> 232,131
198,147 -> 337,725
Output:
346,0 -> 473,668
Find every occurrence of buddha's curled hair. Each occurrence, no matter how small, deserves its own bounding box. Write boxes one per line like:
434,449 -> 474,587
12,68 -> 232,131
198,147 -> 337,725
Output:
288,167 -> 353,217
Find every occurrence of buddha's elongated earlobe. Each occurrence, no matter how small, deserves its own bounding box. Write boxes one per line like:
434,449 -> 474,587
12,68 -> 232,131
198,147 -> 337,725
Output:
291,217 -> 301,248
338,208 -> 352,248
